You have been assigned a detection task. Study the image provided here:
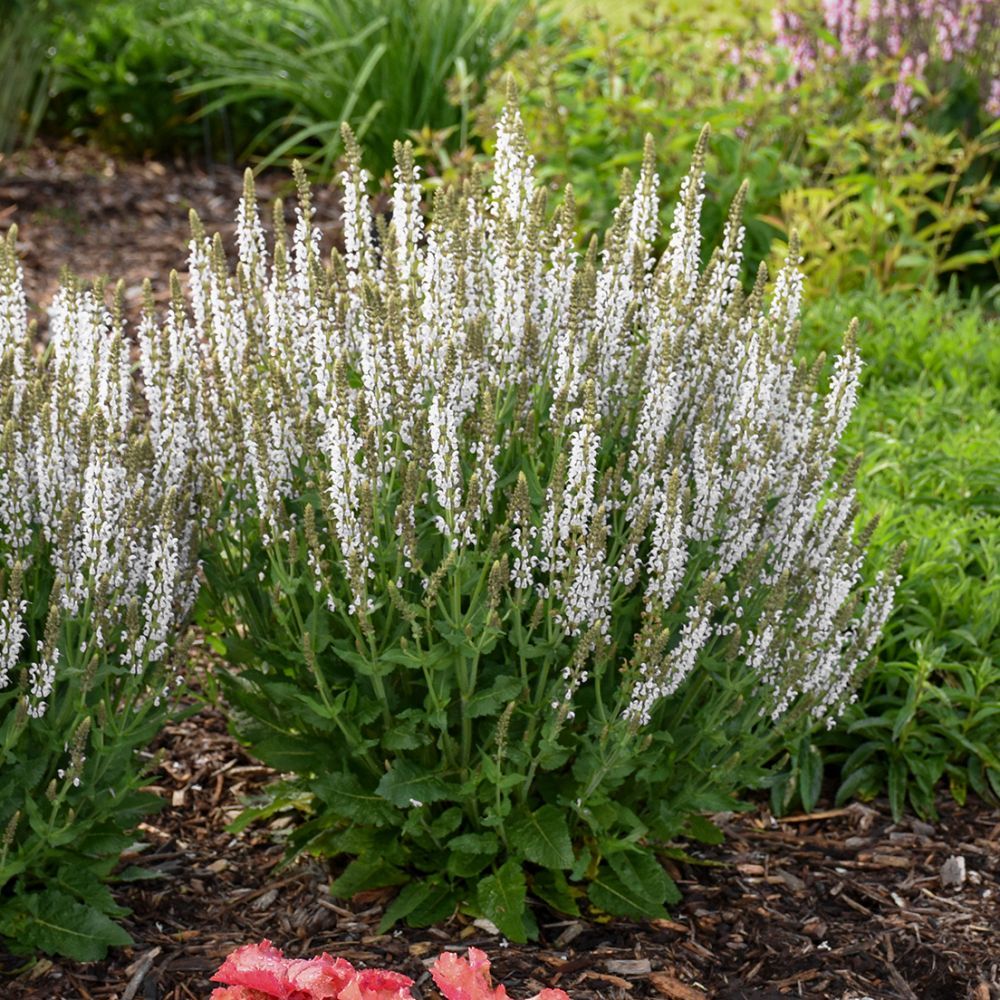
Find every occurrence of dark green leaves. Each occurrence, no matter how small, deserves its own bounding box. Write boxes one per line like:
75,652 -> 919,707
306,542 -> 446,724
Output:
477,860 -> 529,942
588,849 -> 679,920
376,760 -> 455,808
312,772 -> 398,825
0,890 -> 132,961
507,805 -> 575,870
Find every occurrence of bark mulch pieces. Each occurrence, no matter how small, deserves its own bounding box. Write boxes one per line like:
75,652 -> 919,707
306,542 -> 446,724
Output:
3,699 -> 997,1000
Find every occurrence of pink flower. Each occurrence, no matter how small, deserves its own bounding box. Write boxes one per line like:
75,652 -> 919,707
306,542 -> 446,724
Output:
430,949 -> 571,1000
340,969 -> 415,1000
211,989 -> 273,1000
431,948 -> 506,1000
210,941 -> 414,1000
212,941 -> 294,998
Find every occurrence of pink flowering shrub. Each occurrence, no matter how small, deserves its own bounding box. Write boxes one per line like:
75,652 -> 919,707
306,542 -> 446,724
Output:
772,0 -> 999,118
209,943 -> 570,1000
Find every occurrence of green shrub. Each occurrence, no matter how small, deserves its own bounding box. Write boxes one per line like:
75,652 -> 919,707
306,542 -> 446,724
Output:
182,0 -> 532,179
474,3 -> 802,280
0,234 -> 201,959
187,109 -> 897,937
771,117 -> 1000,298
0,0 -> 97,153
774,289 -> 1000,818
480,2 -> 1000,298
43,0 -> 284,160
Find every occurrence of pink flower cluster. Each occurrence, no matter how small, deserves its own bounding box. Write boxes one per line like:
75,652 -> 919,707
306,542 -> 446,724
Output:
209,943 -> 572,1000
209,941 -> 413,1000
771,0 -> 999,118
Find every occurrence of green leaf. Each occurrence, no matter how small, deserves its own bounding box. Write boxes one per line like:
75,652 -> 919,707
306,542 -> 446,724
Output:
587,847 -> 679,919
798,739 -> 824,814
448,832 -> 500,855
506,805 -> 575,870
54,867 -> 127,918
684,814 -> 724,846
378,881 -> 437,933
466,675 -> 524,718
588,863 -> 668,920
312,772 -> 398,825
407,881 -> 461,927
376,759 -> 455,808
330,856 -> 409,898
887,756 -> 907,822
0,890 -> 132,961
477,859 -> 529,942
530,868 -> 580,916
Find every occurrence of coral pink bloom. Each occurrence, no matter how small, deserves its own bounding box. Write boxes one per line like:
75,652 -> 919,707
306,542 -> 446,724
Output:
286,955 -> 360,999
430,948 -> 508,1000
211,940 -> 361,1000
212,940 -> 292,998
210,988 -> 273,1000
340,968 -> 415,1000
431,949 -> 571,1000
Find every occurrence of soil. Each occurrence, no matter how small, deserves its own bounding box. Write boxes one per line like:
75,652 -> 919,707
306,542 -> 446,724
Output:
2,696 -> 997,1000
1,144 -> 999,1000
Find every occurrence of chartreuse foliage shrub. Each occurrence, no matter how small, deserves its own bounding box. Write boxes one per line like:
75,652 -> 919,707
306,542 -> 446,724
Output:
778,290 -> 1000,820
479,2 -> 1000,298
0,232 -> 201,959
189,104 -> 897,938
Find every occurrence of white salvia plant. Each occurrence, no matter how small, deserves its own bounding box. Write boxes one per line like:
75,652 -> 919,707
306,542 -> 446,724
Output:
188,98 -> 900,935
0,229 -> 201,958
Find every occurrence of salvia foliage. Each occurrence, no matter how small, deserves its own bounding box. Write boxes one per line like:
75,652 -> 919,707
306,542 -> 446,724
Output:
180,102 -> 900,938
0,231 -> 201,959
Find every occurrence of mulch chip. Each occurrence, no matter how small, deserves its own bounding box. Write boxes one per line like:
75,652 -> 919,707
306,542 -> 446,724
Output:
1,144 -> 999,1000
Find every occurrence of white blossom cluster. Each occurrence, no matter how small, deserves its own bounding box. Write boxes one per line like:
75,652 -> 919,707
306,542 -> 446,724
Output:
0,229 -> 201,721
186,102 -> 897,732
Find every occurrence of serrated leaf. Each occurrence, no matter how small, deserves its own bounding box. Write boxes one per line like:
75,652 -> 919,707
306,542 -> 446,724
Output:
507,805 -> 575,870
588,866 -> 667,920
312,772 -> 398,825
54,867 -> 127,918
376,759 -> 454,808
588,847 -> 679,919
477,859 -> 528,942
0,890 -> 132,961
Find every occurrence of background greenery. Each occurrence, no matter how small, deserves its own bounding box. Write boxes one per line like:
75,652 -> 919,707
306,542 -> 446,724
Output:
0,0 -> 997,918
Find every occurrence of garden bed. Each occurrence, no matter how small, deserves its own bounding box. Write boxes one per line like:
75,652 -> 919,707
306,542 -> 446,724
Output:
2,141 -> 998,1000
0,142 -> 350,326
4,688 -> 997,1000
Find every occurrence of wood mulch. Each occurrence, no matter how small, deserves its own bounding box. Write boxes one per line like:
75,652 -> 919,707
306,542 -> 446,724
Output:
2,143 -> 1000,1000
2,691 -> 997,1000
0,141 -> 352,334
